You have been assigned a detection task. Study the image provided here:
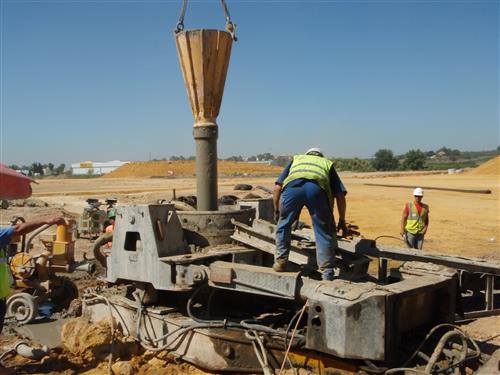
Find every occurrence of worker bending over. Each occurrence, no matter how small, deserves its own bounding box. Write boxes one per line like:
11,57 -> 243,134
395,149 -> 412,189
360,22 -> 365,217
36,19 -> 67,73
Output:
273,148 -> 348,281
400,187 -> 429,249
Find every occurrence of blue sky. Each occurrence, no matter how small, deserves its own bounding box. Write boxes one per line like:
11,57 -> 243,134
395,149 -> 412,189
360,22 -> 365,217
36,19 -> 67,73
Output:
0,0 -> 498,166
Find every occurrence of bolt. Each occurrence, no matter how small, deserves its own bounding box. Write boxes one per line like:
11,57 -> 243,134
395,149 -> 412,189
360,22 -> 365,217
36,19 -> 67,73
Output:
193,269 -> 205,282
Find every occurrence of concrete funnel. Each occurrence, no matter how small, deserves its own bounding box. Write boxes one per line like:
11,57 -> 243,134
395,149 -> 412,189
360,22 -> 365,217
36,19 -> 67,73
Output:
175,29 -> 233,211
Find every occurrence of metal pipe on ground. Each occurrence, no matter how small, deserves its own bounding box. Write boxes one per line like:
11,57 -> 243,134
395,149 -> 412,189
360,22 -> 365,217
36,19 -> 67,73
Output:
364,183 -> 491,194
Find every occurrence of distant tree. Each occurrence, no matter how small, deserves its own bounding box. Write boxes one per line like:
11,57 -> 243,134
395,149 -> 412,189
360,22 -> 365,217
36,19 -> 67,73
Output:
187,156 -> 195,161
170,155 -> 186,161
372,149 -> 398,171
31,162 -> 44,176
436,146 -> 451,156
402,149 -> 427,170
449,149 -> 461,161
248,156 -> 257,162
226,155 -> 243,162
256,153 -> 274,161
332,158 -> 374,172
425,151 -> 435,157
8,164 -> 19,171
55,164 -> 66,175
47,163 -> 54,174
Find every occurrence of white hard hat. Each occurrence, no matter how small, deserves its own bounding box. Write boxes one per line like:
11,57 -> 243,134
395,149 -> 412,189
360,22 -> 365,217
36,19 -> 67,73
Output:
305,147 -> 323,156
413,187 -> 424,197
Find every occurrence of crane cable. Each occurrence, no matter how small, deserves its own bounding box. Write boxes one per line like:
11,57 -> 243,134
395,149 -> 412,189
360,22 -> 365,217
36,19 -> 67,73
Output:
175,0 -> 237,41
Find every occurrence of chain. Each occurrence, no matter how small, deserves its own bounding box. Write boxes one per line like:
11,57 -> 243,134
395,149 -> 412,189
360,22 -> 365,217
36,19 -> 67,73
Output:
174,0 -> 237,41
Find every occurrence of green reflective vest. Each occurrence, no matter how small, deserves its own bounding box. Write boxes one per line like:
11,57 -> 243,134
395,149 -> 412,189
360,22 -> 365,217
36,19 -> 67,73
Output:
405,202 -> 428,235
283,154 -> 333,201
0,248 -> 10,299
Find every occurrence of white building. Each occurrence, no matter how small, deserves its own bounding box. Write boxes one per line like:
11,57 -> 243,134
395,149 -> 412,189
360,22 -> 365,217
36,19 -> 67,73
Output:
71,160 -> 130,175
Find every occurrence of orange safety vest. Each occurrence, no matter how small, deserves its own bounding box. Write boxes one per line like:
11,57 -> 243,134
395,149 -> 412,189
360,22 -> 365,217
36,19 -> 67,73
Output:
405,202 -> 428,235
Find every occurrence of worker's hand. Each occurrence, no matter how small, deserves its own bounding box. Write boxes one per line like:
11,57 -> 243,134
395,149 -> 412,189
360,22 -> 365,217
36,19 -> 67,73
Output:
337,219 -> 349,238
46,216 -> 66,226
274,210 -> 280,223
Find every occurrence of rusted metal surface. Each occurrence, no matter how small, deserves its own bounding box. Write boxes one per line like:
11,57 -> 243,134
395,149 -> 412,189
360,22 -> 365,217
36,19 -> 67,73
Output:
177,206 -> 255,246
175,29 -> 233,211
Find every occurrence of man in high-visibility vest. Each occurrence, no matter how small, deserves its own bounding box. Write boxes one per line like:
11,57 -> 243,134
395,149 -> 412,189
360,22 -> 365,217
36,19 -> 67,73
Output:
273,148 -> 348,281
400,187 -> 429,249
0,216 -> 65,335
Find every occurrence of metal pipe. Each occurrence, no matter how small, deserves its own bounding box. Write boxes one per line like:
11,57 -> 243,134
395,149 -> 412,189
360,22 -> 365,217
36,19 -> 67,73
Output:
72,261 -> 96,274
14,341 -> 49,360
194,126 -> 218,211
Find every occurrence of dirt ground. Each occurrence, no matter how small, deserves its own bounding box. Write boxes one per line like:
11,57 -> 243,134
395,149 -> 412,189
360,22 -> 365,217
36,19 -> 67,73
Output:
0,160 -> 498,374
16,162 -> 499,260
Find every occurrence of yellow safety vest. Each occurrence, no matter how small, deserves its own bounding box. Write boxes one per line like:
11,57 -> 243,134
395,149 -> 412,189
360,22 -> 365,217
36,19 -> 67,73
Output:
405,202 -> 428,235
0,248 -> 10,299
283,154 -> 333,201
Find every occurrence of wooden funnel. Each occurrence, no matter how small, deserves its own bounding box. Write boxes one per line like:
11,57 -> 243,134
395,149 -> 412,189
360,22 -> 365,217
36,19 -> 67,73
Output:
175,29 -> 233,211
175,29 -> 233,127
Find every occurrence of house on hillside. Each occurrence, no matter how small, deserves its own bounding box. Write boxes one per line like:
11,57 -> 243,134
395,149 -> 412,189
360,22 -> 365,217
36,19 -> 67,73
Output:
71,160 -> 130,175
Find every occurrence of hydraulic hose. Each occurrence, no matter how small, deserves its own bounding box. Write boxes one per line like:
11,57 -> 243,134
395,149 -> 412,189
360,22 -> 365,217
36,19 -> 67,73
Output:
93,232 -> 113,268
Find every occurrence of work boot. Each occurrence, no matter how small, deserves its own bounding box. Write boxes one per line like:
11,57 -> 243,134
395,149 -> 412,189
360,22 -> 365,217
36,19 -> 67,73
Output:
272,259 -> 287,272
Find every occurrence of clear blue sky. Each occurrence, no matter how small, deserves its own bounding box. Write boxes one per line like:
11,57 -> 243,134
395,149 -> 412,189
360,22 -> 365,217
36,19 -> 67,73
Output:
1,0 -> 498,166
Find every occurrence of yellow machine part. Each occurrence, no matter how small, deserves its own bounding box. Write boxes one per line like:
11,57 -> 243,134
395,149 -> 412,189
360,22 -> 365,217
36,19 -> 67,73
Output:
10,252 -> 36,280
288,350 -> 360,375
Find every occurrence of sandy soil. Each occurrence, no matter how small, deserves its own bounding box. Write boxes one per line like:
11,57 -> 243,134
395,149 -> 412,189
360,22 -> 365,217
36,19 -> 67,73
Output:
0,166 -> 498,374
16,169 -> 499,260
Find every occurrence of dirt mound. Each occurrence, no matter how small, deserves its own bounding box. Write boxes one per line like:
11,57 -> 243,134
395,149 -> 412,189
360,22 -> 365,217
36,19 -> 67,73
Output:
468,156 -> 499,175
105,160 -> 281,178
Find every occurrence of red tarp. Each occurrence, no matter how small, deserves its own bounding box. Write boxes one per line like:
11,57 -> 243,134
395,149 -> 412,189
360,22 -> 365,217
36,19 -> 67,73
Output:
0,163 -> 33,200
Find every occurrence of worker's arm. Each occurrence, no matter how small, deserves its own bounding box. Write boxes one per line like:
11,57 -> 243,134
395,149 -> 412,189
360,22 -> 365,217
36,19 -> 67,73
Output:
422,211 -> 429,235
334,192 -> 346,222
400,206 -> 408,237
273,161 -> 292,223
13,216 -> 66,237
273,184 -> 282,222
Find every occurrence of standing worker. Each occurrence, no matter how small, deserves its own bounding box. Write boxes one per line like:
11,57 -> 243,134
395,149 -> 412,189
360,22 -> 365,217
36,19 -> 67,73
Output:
273,148 -> 348,281
400,187 -> 429,249
0,217 -> 65,332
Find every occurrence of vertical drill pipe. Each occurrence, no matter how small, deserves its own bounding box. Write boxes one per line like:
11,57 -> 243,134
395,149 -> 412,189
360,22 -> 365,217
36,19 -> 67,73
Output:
175,29 -> 233,211
194,126 -> 218,211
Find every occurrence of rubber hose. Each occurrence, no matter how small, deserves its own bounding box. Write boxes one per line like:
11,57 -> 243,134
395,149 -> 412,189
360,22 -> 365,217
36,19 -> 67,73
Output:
14,341 -> 49,360
93,232 -> 113,268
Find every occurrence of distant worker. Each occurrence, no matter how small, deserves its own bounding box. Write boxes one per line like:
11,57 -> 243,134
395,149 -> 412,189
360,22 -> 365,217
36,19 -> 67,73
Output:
273,148 -> 348,281
0,216 -> 65,334
400,187 -> 429,249
105,208 -> 116,248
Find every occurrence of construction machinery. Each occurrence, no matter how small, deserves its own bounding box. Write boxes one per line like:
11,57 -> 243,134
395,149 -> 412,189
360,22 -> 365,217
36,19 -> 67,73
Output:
76,198 -> 107,239
82,2 -> 499,373
6,217 -> 94,324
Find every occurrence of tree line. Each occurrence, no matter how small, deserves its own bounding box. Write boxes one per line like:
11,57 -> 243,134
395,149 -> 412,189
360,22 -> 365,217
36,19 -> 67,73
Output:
7,162 -> 66,176
223,146 -> 499,172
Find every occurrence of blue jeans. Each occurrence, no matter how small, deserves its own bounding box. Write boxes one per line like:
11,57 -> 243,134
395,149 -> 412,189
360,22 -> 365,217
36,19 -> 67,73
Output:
275,180 -> 337,280
405,232 -> 424,249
